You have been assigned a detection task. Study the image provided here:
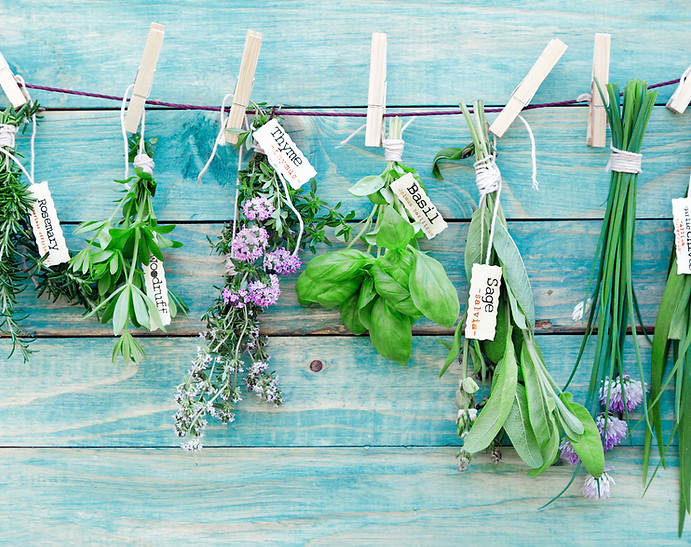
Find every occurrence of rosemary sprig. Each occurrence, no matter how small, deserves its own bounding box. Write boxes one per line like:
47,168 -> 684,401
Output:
70,135 -> 188,365
0,102 -> 41,361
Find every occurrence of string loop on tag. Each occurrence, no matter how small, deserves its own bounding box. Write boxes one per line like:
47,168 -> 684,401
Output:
606,145 -> 642,174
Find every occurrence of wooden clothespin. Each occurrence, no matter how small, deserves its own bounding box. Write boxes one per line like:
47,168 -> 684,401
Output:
667,64 -> 691,114
0,51 -> 28,108
225,30 -> 262,144
489,39 -> 568,138
124,23 -> 165,133
365,33 -> 387,147
586,33 -> 611,147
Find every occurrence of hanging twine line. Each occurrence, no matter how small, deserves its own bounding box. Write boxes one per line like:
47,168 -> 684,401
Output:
606,145 -> 642,174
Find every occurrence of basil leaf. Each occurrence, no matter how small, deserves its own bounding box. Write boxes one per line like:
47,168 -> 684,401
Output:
409,247 -> 459,328
339,290 -> 366,335
463,325 -> 518,453
358,297 -> 376,331
380,249 -> 415,287
560,393 -> 605,478
316,276 -> 363,308
349,175 -> 385,197
368,298 -> 413,365
295,271 -> 324,305
376,207 -> 414,250
371,264 -> 420,318
301,248 -> 371,283
357,276 -> 377,309
503,383 -> 544,469
493,219 -> 535,330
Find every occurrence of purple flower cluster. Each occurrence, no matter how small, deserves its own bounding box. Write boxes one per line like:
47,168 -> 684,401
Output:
231,225 -> 269,263
597,414 -> 628,451
558,437 -> 580,465
264,248 -> 301,275
222,274 -> 281,309
599,374 -> 645,413
581,472 -> 615,500
242,196 -> 275,222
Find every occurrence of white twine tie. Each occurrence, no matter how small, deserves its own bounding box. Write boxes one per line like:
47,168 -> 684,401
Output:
381,116 -> 416,162
120,83 -> 155,187
474,154 -> 503,264
606,145 -> 642,174
0,124 -> 17,149
337,124 -> 366,148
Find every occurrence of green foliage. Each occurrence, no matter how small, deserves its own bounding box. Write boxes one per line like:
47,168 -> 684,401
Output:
296,117 -> 459,365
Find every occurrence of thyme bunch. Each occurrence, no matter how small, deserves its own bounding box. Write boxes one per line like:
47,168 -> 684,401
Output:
174,112 -> 353,451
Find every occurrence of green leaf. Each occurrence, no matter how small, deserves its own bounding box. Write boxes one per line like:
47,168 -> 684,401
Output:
481,297 -> 508,364
493,219 -> 535,330
463,326 -> 518,453
521,343 -> 551,447
371,264 -> 420,318
464,207 -> 489,280
560,393 -> 605,478
432,144 -> 474,180
315,276 -> 363,308
339,290 -> 366,335
441,319 -> 464,376
368,298 -> 413,365
376,207 -> 414,250
301,249 -> 371,283
357,276 -> 377,309
527,414 -> 560,477
349,175 -> 385,197
130,286 -> 151,330
409,247 -> 459,328
112,286 -> 131,336
503,383 -> 544,469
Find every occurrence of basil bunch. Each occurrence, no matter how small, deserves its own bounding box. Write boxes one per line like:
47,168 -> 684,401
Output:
436,102 -> 604,480
297,118 -> 459,365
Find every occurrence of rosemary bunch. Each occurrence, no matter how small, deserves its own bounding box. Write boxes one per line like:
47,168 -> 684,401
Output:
174,112 -> 353,451
71,135 -> 187,365
0,102 -> 40,361
296,117 -> 459,365
436,102 -> 604,487
566,80 -> 656,422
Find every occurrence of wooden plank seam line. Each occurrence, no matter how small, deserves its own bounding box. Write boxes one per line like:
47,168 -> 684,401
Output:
124,23 -> 165,133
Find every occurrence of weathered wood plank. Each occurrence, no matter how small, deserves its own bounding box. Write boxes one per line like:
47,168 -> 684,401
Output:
1,447 -> 687,544
15,220 -> 673,336
0,1 -> 688,108
11,108 -> 691,222
0,335 -> 671,448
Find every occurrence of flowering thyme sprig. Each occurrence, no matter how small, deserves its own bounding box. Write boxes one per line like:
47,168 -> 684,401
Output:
174,112 -> 353,451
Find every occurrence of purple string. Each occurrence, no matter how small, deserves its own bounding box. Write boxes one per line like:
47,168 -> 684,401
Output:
24,79 -> 680,118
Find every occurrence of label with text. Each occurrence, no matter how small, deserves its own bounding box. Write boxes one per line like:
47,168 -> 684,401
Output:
29,181 -> 70,267
144,254 -> 171,330
390,172 -> 448,239
465,263 -> 503,341
253,118 -> 317,189
674,197 -> 691,274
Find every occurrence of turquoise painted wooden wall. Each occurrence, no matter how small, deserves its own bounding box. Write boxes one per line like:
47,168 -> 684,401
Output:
2,1 -> 691,543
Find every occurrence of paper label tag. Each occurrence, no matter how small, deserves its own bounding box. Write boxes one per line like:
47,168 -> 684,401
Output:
144,254 -> 171,330
252,118 -> 317,189
390,173 -> 448,239
673,197 -> 691,275
465,264 -> 503,341
28,181 -> 70,267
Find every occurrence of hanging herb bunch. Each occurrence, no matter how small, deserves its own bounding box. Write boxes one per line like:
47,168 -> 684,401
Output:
0,102 -> 41,360
433,101 -> 605,493
644,189 -> 691,535
174,108 -> 354,451
70,135 -> 188,365
566,80 -> 655,439
296,117 -> 459,365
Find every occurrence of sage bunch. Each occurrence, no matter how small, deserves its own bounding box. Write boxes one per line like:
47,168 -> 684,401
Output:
435,102 -> 604,485
296,118 -> 459,365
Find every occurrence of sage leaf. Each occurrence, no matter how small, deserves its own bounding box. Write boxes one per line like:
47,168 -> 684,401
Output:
409,247 -> 460,328
521,343 -> 551,447
503,383 -> 544,469
463,326 -> 518,453
560,393 -> 605,478
464,207 -> 489,280
527,414 -> 560,477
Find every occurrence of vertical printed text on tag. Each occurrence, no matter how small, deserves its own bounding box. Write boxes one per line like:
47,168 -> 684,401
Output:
144,254 -> 171,330
673,197 -> 691,275
465,263 -> 503,341
252,118 -> 317,189
390,172 -> 447,239
28,181 -> 70,267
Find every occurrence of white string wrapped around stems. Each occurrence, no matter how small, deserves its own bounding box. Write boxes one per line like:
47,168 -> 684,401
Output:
120,84 -> 155,188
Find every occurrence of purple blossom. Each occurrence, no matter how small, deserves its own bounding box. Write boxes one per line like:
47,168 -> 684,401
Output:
559,438 -> 580,465
231,225 -> 269,263
597,413 -> 628,451
264,248 -> 301,275
599,374 -> 645,412
248,274 -> 281,308
222,287 -> 249,309
242,196 -> 275,222
581,472 -> 615,500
